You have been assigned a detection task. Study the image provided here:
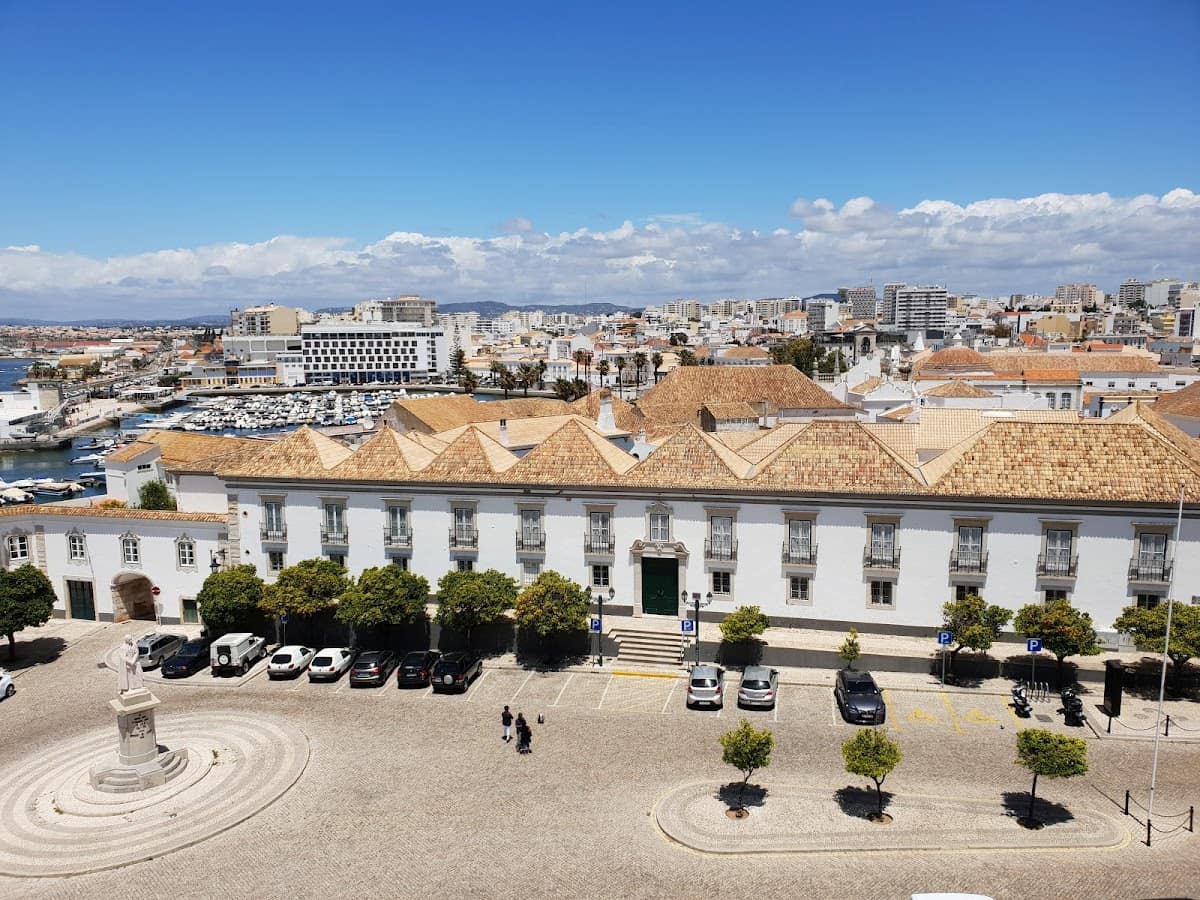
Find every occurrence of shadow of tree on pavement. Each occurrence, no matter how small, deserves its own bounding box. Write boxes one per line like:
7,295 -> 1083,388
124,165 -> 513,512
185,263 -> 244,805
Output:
834,784 -> 894,819
4,636 -> 67,671
716,782 -> 767,811
1002,791 -> 1075,826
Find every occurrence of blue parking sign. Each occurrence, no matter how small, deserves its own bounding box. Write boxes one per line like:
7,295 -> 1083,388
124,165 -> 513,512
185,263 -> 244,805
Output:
937,630 -> 953,646
1027,638 -> 1042,653
680,619 -> 696,634
589,618 -> 602,633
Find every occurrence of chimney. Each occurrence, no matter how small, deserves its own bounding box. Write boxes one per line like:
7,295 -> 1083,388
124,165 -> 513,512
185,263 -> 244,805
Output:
597,388 -> 616,432
499,418 -> 508,446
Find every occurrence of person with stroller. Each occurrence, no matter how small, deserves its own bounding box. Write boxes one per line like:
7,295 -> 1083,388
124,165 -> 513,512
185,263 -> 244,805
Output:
515,712 -> 532,754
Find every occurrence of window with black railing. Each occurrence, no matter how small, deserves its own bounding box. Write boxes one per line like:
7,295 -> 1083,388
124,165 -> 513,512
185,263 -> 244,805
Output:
949,550 -> 987,573
449,527 -> 479,549
782,540 -> 817,565
704,537 -> 738,561
1036,552 -> 1077,577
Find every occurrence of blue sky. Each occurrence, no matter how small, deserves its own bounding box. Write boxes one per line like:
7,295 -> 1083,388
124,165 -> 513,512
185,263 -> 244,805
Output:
1,0 -> 1197,316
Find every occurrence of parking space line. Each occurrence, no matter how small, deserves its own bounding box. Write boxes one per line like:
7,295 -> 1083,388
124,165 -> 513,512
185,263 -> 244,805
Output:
940,691 -> 963,734
594,674 -> 614,709
1002,694 -> 1021,725
551,672 -> 574,707
421,685 -> 435,699
465,669 -> 490,701
882,690 -> 901,731
509,671 -> 534,703
661,677 -> 678,714
773,686 -> 780,723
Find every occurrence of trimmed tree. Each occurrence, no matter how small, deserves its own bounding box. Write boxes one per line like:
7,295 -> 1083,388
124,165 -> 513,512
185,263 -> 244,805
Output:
720,719 -> 774,806
1114,602 -> 1200,687
196,564 -> 264,634
434,568 -> 517,649
513,570 -> 590,658
136,479 -> 177,511
1013,600 -> 1102,686
940,593 -> 1012,670
260,558 -> 350,621
839,627 -> 862,670
335,566 -> 430,630
842,727 -> 903,820
0,564 -> 56,661
1014,728 -> 1088,826
719,605 -> 770,645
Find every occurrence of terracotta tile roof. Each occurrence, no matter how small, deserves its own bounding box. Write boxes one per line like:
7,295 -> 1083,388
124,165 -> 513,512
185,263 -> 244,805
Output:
624,425 -> 754,487
721,345 -> 771,359
735,424 -> 810,463
0,505 -> 225,523
878,406 -> 915,422
985,351 -> 1162,374
141,430 -> 265,466
913,347 -> 990,372
850,377 -> 883,394
637,365 -> 849,427
435,414 -> 627,450
750,421 -> 926,494
217,426 -> 352,479
914,408 -> 1078,454
489,398 -> 573,419
710,431 -> 767,451
703,401 -> 760,420
407,431 -> 449,452
388,395 -> 490,433
329,427 -> 436,479
863,423 -> 918,465
923,381 -> 995,398
417,426 -> 520,482
1153,382 -> 1200,418
502,419 -> 636,485
569,390 -> 646,433
105,441 -> 158,463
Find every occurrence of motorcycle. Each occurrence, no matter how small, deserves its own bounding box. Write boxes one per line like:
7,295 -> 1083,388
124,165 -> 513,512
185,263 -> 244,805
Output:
1011,684 -> 1032,718
1060,687 -> 1085,726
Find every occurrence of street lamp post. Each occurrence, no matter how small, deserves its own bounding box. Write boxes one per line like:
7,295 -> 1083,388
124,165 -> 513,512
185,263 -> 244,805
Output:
595,586 -> 614,667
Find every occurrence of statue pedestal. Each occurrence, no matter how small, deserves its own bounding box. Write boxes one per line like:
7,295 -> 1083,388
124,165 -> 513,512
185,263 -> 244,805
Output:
90,689 -> 188,793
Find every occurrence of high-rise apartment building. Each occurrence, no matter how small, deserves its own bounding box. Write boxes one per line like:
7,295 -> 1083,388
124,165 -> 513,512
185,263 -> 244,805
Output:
1144,279 -> 1180,308
893,285 -> 948,333
1118,278 -> 1147,307
300,322 -> 447,384
805,299 -> 839,334
1054,283 -> 1102,308
354,295 -> 437,326
838,286 -> 878,320
881,283 -> 905,324
229,304 -> 301,336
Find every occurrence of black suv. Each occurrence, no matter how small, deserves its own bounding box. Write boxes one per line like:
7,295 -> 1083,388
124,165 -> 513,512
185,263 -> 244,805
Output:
348,650 -> 398,687
161,637 -> 213,678
397,650 -> 441,688
430,651 -> 482,693
834,669 -> 887,724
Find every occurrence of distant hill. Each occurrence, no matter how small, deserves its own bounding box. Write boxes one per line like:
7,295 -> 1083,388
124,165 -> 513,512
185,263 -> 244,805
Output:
0,315 -> 229,327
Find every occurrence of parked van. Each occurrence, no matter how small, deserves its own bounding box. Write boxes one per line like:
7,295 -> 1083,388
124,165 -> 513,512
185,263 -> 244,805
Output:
210,633 -> 267,676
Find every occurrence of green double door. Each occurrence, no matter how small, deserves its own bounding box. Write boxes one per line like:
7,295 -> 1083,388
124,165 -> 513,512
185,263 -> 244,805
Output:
641,559 -> 679,616
66,580 -> 96,621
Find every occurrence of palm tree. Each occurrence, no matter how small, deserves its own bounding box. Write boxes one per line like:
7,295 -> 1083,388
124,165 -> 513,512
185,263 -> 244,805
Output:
517,363 -> 538,397
614,356 -> 627,399
651,351 -> 664,383
498,368 -> 517,399
460,371 -> 479,394
489,360 -> 507,387
597,359 -> 610,387
536,360 -> 547,390
678,349 -> 697,366
573,349 -> 587,380
552,378 -> 575,401
633,352 -> 647,387
583,351 -> 593,392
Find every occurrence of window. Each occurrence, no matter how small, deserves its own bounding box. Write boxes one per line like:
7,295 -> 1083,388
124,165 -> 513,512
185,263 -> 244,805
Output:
456,558 -> 474,572
588,511 -> 612,552
327,552 -> 346,567
1047,393 -> 1056,409
712,570 -> 731,595
591,564 -> 610,588
177,539 -> 195,568
386,505 -> 409,539
1136,593 -> 1162,610
520,509 -> 543,548
1136,532 -> 1168,576
268,551 -> 285,572
955,525 -> 983,569
521,559 -> 542,586
869,523 -> 895,564
1060,392 -> 1071,408
136,463 -> 153,472
453,507 -> 475,541
953,584 -> 973,603
709,515 -> 733,558
182,598 -> 200,624
649,512 -> 671,542
391,556 -> 409,571
869,580 -> 894,607
68,533 -> 87,561
787,575 -> 810,605
787,519 -> 813,557
121,535 -> 140,566
6,535 -> 29,562
262,500 -> 285,537
323,502 -> 347,541
1044,528 -> 1073,574
1044,589 -> 1068,604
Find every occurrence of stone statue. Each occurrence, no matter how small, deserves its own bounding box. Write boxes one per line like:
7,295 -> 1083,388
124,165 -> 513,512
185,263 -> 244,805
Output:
118,635 -> 144,694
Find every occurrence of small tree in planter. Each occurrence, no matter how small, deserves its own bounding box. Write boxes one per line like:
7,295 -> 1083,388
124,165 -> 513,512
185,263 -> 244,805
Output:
839,627 -> 861,670
719,718 -> 774,814
196,564 -> 264,635
1014,728 -> 1088,828
336,566 -> 430,639
434,568 -> 517,650
260,558 -> 350,643
512,570 -> 590,662
940,593 -> 1012,673
1013,601 -> 1101,687
841,728 -> 902,822
718,605 -> 770,666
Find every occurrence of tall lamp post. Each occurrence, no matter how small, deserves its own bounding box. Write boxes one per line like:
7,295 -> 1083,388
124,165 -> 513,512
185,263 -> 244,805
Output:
682,589 -> 714,666
595,586 -> 614,667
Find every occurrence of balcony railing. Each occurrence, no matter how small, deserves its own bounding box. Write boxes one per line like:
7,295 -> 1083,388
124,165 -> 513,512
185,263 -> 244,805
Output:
584,535 -> 615,555
781,542 -> 818,565
1037,553 -> 1077,577
863,546 -> 901,569
260,526 -> 288,542
949,551 -> 988,574
705,538 -> 738,561
383,529 -> 412,549
1128,557 -> 1172,583
516,532 -> 546,552
320,528 -> 349,546
449,528 -> 479,550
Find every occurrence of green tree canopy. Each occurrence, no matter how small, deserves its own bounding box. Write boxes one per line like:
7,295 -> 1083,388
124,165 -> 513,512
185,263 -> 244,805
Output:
260,558 -> 350,619
196,564 -> 264,634
719,605 -> 770,645
0,564 -> 56,661
1013,600 -> 1102,684
513,570 -> 590,641
842,727 -> 903,818
1114,602 -> 1200,681
839,627 -> 861,670
335,566 -> 430,629
1015,728 -> 1088,823
434,568 -> 517,647
720,719 -> 774,801
941,593 -> 1012,665
136,479 -> 177,511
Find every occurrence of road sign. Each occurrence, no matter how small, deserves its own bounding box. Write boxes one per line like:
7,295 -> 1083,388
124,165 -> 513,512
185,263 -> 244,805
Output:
680,619 -> 696,634
281,613 -> 290,625
937,630 -> 953,646
1027,638 -> 1042,653
150,585 -> 161,596
589,617 -> 602,633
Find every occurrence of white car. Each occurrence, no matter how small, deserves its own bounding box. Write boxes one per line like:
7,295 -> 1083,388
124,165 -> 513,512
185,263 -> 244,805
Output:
0,668 -> 14,700
307,647 -> 356,682
266,645 -> 316,680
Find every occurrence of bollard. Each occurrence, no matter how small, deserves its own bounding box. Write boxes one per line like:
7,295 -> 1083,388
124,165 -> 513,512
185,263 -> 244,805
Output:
1124,789 -> 1130,817
1190,806 -> 1194,834
1108,714 -> 1113,734
1146,818 -> 1152,847
1165,715 -> 1171,738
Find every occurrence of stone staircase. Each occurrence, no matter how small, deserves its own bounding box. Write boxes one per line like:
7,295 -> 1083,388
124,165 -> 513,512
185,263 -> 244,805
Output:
611,627 -> 685,668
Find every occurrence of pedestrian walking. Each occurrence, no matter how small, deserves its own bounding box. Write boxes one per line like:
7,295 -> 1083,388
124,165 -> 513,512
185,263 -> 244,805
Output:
501,705 -> 514,742
515,713 -> 531,754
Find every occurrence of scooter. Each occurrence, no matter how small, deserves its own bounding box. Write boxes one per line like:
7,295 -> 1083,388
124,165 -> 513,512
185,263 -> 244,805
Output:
1011,684 -> 1032,718
1061,687 -> 1085,726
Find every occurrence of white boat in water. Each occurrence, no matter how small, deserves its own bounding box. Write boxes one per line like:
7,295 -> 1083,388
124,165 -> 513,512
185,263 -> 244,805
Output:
70,452 -> 107,465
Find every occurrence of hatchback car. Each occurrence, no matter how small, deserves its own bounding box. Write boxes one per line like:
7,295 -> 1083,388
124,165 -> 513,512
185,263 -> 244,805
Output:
685,664 -> 725,709
308,647 -> 356,682
136,632 -> 186,668
430,651 -> 482,693
835,669 -> 887,724
160,637 -> 213,678
0,668 -> 13,700
737,666 -> 779,709
348,650 -> 398,687
397,650 -> 441,688
267,645 -> 316,680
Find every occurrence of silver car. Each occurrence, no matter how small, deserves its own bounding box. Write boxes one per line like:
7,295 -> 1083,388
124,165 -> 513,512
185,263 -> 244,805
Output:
136,632 -> 186,668
685,665 -> 725,709
737,666 -> 779,709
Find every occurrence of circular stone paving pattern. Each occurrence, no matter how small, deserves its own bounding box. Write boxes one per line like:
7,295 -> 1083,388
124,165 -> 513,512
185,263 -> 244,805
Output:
0,711 -> 309,877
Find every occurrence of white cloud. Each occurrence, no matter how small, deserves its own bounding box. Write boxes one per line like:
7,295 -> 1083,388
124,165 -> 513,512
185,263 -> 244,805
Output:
2,188 -> 1197,319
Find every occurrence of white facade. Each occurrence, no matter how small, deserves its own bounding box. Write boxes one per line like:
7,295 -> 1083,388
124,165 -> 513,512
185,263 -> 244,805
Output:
894,285 -> 949,333
355,296 -> 437,326
300,322 -> 448,384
